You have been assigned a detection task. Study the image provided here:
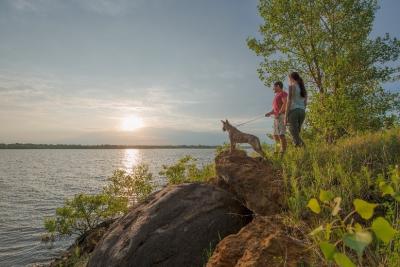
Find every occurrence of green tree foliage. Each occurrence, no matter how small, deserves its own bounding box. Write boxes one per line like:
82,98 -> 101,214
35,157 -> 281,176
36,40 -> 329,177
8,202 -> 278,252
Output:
159,155 -> 215,184
248,0 -> 400,141
44,164 -> 154,240
44,193 -> 128,239
104,163 -> 154,204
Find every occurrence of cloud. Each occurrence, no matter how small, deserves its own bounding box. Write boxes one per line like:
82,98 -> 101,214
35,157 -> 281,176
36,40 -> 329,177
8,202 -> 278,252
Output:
6,0 -> 142,16
8,0 -> 38,11
0,71 -> 224,133
76,0 -> 133,16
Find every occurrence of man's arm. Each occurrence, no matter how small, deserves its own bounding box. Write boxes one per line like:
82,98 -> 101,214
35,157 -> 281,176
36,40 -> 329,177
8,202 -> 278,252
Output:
279,95 -> 287,115
265,110 -> 274,117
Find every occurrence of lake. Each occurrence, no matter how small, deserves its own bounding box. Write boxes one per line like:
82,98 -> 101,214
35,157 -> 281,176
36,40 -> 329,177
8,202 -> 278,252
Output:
0,149 -> 215,267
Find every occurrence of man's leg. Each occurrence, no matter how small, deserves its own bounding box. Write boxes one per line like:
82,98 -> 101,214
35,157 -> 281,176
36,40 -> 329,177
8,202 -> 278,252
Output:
272,117 -> 281,153
277,114 -> 287,154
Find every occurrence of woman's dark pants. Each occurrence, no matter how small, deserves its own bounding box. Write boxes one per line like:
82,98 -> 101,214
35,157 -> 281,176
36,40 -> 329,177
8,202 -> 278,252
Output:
288,108 -> 305,147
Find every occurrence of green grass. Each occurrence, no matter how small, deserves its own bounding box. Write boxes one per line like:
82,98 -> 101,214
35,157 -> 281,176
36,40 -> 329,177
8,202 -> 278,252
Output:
270,128 -> 400,266
279,128 -> 400,217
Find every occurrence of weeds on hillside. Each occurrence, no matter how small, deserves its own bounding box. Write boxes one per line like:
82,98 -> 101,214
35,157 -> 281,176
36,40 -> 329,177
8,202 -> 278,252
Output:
307,189 -> 398,266
281,128 -> 400,217
276,129 -> 400,266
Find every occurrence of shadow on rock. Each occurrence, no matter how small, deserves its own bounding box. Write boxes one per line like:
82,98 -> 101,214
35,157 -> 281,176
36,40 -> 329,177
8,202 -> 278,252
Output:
88,183 -> 252,267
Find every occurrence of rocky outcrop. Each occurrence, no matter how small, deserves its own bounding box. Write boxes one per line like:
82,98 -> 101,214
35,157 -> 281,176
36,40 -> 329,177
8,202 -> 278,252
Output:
85,150 -> 308,267
206,216 -> 309,267
215,150 -> 284,215
87,183 -> 251,267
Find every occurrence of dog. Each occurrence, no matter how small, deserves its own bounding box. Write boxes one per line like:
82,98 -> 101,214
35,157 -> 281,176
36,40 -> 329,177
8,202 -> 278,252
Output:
221,119 -> 265,157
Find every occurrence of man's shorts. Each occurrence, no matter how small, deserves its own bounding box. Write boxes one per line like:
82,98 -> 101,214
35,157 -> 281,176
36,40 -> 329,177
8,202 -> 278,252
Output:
273,114 -> 286,136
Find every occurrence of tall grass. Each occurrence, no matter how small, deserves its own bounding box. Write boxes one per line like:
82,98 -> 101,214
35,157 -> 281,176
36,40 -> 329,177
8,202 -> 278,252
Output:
280,128 -> 400,217
274,128 -> 400,266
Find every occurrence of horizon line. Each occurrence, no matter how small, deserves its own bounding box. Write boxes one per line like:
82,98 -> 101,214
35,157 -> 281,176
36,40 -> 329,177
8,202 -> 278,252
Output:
0,143 -> 222,149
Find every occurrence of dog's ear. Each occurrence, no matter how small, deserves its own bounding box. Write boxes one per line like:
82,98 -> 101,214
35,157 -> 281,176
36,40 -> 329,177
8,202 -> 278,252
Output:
221,120 -> 225,124
226,119 -> 229,124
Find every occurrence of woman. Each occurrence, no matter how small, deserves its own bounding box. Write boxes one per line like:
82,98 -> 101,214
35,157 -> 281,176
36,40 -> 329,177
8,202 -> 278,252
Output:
285,72 -> 307,147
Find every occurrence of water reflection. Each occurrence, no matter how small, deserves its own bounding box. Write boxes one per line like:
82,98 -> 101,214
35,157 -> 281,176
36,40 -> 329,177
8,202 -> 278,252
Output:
122,149 -> 140,172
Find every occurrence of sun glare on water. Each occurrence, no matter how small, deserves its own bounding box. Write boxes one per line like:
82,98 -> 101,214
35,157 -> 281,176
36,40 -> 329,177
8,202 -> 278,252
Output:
120,115 -> 144,131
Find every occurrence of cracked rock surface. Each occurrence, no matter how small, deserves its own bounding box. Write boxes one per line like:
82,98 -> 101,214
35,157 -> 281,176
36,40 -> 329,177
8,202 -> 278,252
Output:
87,183 -> 250,267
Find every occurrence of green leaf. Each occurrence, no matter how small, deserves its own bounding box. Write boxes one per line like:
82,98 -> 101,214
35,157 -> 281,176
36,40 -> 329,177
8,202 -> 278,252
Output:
353,199 -> 377,220
333,253 -> 356,267
319,241 -> 336,261
343,232 -> 372,256
319,190 -> 334,203
393,193 -> 400,202
371,217 -> 397,244
332,197 -> 342,216
354,223 -> 363,232
379,182 -> 395,196
309,225 -> 324,236
307,198 -> 321,214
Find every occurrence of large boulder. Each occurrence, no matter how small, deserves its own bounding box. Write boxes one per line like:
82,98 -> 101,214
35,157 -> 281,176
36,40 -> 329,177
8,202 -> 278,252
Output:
215,150 -> 284,215
206,216 -> 309,267
88,183 -> 251,267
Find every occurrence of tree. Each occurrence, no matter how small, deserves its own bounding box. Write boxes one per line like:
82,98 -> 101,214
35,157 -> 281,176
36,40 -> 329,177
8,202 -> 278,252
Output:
104,163 -> 154,204
248,0 -> 400,141
44,193 -> 128,238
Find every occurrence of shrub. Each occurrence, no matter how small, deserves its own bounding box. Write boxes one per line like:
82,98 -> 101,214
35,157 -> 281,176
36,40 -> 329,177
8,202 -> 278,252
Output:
104,163 -> 154,204
44,163 -> 154,241
43,193 -> 127,239
159,155 -> 215,184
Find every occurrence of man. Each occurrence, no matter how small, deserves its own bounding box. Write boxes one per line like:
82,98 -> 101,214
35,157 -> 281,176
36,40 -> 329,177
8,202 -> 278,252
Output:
265,81 -> 288,155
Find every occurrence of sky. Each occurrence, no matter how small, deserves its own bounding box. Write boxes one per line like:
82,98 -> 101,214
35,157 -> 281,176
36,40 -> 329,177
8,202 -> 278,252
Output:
0,0 -> 399,145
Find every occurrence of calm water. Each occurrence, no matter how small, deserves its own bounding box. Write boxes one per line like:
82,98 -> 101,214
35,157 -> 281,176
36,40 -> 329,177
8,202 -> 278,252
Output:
0,149 -> 215,267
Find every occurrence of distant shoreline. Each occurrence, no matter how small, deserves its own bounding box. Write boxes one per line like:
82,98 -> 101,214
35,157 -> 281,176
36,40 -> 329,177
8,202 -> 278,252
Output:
0,144 -> 218,149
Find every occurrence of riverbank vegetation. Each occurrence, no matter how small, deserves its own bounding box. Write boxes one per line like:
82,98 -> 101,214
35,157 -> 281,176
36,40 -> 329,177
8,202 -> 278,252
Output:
277,128 -> 400,266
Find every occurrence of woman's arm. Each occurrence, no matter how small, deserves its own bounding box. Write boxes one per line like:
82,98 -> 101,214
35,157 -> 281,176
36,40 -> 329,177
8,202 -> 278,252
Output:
284,86 -> 293,124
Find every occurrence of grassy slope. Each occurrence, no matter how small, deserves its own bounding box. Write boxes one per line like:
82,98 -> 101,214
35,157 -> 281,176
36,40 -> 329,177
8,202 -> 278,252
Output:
270,128 -> 400,266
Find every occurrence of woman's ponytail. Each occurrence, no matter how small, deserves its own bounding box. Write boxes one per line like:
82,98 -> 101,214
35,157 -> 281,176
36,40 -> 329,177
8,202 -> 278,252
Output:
290,72 -> 307,98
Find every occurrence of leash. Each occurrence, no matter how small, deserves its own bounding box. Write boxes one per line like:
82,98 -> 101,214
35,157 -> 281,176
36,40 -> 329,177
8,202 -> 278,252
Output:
234,114 -> 265,127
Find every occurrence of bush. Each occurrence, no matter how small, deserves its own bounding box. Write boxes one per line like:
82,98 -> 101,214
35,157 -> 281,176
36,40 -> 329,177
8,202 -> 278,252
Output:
159,155 -> 215,184
44,193 -> 127,239
43,163 -> 154,241
104,163 -> 154,204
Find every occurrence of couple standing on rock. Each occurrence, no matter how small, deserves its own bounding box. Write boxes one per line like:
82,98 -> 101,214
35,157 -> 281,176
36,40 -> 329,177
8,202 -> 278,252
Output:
265,72 -> 307,156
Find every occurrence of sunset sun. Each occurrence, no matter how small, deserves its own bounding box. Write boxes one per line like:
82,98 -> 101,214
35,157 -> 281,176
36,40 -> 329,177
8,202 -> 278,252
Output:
120,115 -> 144,131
